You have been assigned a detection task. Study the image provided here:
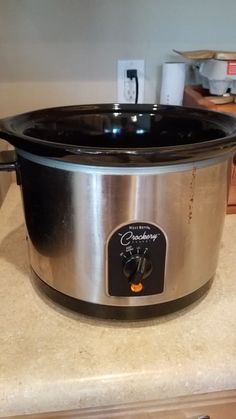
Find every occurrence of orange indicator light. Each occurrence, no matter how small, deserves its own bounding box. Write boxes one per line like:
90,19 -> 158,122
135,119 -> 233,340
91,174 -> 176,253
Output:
130,282 -> 143,293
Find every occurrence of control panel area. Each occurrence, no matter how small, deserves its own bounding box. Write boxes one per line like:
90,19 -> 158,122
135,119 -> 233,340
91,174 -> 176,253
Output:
107,222 -> 167,297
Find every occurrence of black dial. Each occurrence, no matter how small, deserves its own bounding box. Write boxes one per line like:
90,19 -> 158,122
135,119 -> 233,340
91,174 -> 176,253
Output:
123,254 -> 152,285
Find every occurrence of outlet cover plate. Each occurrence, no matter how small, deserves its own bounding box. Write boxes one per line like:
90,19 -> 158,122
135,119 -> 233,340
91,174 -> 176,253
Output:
117,59 -> 144,104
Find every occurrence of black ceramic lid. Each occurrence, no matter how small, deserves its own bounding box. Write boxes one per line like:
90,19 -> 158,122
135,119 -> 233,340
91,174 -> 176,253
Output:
0,103 -> 236,166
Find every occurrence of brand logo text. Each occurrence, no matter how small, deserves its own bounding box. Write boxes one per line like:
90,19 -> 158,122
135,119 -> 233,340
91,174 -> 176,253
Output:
119,231 -> 158,246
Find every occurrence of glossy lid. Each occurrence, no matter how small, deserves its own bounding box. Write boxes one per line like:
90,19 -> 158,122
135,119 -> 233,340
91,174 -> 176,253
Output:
0,104 -> 236,166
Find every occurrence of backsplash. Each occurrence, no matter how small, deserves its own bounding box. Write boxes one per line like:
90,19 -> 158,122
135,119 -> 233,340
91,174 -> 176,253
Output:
0,0 -> 236,116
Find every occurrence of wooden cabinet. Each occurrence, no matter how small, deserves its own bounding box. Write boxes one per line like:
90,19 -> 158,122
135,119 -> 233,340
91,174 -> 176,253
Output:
7,390 -> 236,418
184,85 -> 236,214
228,161 -> 236,213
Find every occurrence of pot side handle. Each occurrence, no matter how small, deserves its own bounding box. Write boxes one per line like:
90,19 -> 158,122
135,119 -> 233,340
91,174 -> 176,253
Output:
0,150 -> 21,184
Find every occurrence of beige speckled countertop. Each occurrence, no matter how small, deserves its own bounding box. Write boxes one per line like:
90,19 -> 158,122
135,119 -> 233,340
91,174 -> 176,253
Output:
1,184 -> 236,417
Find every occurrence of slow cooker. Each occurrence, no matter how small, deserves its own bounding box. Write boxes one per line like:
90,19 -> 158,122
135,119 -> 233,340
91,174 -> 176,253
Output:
0,104 -> 236,320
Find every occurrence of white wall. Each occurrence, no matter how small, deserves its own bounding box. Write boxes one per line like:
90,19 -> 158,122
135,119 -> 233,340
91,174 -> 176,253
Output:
0,0 -> 236,116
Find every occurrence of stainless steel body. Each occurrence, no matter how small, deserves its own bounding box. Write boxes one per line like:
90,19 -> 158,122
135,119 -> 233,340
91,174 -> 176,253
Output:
0,103 -> 236,318
17,149 -> 229,307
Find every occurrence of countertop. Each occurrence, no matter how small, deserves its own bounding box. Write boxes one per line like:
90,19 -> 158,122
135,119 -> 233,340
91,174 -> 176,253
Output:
1,184 -> 236,417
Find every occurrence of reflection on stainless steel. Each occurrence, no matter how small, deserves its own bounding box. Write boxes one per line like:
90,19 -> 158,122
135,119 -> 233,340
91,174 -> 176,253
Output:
18,150 -> 229,307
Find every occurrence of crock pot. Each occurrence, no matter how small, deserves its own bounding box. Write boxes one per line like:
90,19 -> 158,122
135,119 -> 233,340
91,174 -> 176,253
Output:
0,104 -> 236,320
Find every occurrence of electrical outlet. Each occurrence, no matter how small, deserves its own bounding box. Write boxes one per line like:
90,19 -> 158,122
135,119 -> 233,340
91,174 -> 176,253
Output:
117,60 -> 144,104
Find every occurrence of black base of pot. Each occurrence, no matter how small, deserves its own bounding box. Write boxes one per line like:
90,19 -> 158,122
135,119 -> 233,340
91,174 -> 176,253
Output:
32,271 -> 213,320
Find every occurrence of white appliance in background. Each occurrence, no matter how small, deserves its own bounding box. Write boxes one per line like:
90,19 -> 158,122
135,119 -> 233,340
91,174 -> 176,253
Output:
173,49 -> 236,96
160,62 -> 186,106
199,59 -> 236,95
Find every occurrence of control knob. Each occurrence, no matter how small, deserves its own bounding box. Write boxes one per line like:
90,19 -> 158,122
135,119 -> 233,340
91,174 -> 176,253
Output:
123,254 -> 152,293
